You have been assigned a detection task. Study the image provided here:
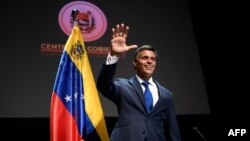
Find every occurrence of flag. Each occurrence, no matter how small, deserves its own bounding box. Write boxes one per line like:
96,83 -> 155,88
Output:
50,22 -> 109,141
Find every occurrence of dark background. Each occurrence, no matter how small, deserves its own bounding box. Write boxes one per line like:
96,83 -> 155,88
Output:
0,0 -> 209,117
0,0 -> 248,140
187,0 -> 248,140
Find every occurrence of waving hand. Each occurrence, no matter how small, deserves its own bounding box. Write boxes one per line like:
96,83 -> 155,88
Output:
110,23 -> 138,56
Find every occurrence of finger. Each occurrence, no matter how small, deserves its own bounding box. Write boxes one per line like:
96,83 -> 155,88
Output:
120,23 -> 125,36
116,24 -> 120,36
123,26 -> 129,38
112,28 -> 116,39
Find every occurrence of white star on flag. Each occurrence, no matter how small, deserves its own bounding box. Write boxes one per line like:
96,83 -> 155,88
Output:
64,95 -> 71,102
74,93 -> 78,99
81,93 -> 84,99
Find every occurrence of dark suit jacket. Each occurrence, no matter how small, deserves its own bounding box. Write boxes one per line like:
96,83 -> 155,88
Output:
97,63 -> 182,141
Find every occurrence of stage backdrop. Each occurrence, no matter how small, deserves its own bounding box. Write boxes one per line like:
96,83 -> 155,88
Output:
0,0 -> 209,117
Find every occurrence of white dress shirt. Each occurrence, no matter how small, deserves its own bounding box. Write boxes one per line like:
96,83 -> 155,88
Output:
105,53 -> 119,65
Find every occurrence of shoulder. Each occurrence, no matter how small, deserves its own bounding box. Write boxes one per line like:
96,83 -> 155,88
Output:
161,86 -> 172,95
154,80 -> 173,96
115,76 -> 138,84
114,78 -> 130,86
114,76 -> 139,88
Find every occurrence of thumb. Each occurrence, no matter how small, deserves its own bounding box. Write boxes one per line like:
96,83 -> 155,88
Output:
127,45 -> 138,51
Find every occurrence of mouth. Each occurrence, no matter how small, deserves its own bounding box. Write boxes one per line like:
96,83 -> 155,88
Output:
144,65 -> 154,70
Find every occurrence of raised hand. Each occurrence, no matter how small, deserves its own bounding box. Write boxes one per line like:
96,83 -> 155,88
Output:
110,23 -> 137,56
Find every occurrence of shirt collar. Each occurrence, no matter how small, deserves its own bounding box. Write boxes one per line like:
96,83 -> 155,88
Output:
136,75 -> 153,84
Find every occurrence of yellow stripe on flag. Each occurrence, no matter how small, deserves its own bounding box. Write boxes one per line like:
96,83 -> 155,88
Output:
65,23 -> 109,141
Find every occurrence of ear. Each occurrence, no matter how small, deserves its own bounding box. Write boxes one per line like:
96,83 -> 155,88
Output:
133,61 -> 137,68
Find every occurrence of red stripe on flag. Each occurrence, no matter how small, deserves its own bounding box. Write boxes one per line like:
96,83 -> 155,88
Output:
50,92 -> 83,141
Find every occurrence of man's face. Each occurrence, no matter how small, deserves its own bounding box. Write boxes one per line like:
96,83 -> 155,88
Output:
133,50 -> 156,80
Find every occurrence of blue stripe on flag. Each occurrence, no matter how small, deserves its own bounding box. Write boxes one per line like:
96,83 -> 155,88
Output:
53,50 -> 94,137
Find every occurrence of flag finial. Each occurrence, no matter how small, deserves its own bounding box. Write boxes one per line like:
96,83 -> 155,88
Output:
71,9 -> 79,24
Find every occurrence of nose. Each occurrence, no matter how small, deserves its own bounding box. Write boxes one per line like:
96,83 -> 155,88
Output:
146,58 -> 154,63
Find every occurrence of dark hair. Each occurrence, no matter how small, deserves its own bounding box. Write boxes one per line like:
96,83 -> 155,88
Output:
133,45 -> 157,61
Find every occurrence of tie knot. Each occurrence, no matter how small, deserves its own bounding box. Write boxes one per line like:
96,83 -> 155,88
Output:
142,81 -> 150,87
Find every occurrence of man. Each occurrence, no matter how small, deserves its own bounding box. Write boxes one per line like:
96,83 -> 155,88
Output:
97,23 -> 182,141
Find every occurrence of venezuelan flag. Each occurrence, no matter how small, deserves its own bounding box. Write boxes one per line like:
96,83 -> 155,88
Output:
50,22 -> 109,141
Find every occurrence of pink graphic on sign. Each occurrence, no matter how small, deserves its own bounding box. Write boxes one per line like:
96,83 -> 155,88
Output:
58,1 -> 107,42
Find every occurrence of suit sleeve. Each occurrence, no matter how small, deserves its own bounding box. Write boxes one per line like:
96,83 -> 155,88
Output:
166,93 -> 182,141
97,63 -> 120,104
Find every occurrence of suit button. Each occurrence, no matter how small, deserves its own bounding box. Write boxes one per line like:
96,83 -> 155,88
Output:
142,131 -> 146,134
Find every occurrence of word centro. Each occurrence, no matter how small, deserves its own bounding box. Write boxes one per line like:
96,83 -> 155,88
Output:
40,43 -> 110,55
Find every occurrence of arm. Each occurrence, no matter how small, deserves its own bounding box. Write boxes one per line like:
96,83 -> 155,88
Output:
97,23 -> 137,102
97,63 -> 119,103
166,94 -> 182,141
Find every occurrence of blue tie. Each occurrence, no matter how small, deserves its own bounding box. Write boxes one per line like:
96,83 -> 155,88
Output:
142,81 -> 153,113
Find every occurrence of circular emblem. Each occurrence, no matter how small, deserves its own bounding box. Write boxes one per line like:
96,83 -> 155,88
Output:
58,1 -> 107,42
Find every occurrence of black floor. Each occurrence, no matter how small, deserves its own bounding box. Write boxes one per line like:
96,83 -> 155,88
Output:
1,114 -> 247,141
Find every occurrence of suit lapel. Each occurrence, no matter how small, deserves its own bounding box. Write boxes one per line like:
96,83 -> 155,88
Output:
129,77 -> 165,114
150,80 -> 163,114
129,76 -> 148,113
